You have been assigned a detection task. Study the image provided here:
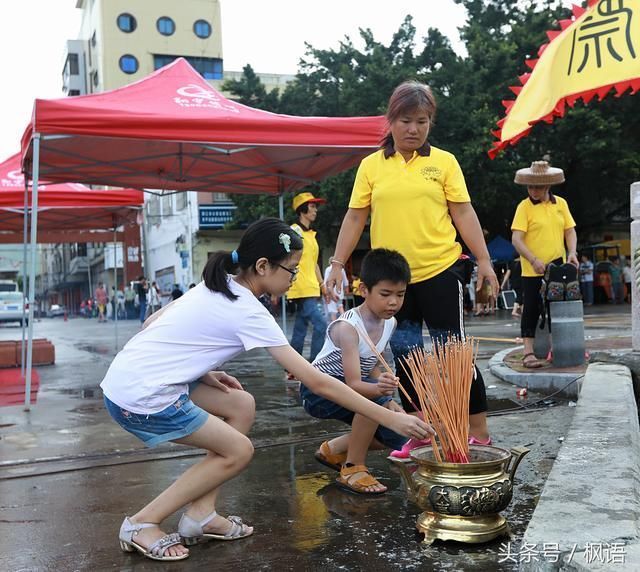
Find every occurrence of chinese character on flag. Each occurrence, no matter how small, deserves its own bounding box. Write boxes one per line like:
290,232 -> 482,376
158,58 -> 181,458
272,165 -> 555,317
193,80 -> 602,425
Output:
489,0 -> 640,158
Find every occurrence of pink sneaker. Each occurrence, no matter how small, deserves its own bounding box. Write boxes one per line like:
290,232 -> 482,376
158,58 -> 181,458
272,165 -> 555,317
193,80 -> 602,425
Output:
468,436 -> 492,445
389,438 -> 432,460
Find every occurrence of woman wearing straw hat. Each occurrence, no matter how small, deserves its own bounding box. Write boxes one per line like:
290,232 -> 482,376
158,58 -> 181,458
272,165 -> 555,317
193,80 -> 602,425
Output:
510,160 -> 578,368
326,81 -> 497,457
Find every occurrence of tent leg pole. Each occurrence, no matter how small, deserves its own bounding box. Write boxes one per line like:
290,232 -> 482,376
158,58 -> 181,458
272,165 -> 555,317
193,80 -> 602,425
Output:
87,260 -> 92,314
25,134 -> 41,411
278,193 -> 287,337
20,178 -> 29,379
114,228 -> 118,352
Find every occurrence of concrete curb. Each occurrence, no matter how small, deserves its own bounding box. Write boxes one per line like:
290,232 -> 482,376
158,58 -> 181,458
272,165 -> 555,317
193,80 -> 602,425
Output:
489,346 -> 582,398
519,363 -> 640,571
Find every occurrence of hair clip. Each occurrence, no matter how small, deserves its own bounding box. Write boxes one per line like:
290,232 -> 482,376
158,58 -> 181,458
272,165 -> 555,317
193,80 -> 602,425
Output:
279,233 -> 291,253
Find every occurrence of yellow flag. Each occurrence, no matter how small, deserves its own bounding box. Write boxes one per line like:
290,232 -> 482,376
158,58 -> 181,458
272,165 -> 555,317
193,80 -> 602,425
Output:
489,0 -> 640,158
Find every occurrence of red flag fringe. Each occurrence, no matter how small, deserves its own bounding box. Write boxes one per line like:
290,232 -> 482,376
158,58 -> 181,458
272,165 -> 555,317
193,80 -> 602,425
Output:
488,2 -> 640,159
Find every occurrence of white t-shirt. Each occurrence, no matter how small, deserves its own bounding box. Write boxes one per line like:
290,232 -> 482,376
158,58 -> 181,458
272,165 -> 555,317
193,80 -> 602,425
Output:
100,280 -> 288,414
579,260 -> 594,282
623,266 -> 633,283
312,308 -> 395,379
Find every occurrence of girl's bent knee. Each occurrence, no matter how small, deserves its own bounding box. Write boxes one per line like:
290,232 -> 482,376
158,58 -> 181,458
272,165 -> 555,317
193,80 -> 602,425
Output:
231,435 -> 254,467
238,391 -> 256,415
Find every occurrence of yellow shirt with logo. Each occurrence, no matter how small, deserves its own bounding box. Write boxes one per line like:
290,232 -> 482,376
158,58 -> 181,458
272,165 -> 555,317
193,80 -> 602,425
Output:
286,223 -> 320,299
349,147 -> 470,283
511,195 -> 576,277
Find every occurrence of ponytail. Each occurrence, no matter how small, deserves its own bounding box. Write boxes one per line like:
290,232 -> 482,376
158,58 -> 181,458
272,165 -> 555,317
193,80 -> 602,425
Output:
202,251 -> 240,300
202,217 -> 303,301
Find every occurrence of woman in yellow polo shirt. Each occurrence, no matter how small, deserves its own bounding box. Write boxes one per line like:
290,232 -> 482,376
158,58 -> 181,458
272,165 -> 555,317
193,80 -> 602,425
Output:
510,161 -> 578,368
326,81 -> 499,457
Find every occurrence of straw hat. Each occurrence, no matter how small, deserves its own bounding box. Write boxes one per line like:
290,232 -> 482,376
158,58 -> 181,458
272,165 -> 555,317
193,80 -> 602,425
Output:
514,161 -> 565,186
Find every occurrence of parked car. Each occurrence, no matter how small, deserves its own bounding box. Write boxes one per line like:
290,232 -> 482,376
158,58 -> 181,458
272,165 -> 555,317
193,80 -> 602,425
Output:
0,280 -> 19,292
0,292 -> 28,325
47,304 -> 66,318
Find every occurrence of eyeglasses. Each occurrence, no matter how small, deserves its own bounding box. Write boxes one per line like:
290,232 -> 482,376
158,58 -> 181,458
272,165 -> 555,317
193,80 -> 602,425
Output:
276,264 -> 299,280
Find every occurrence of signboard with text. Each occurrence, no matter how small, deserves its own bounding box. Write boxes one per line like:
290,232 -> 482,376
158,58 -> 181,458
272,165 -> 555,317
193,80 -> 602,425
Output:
198,204 -> 236,229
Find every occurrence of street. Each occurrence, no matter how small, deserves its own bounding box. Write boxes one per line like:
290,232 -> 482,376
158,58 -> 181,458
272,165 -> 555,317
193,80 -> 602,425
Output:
0,305 -> 631,571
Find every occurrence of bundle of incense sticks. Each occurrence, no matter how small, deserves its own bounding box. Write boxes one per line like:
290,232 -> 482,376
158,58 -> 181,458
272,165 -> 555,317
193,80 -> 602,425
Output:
400,338 -> 478,463
353,322 -> 444,462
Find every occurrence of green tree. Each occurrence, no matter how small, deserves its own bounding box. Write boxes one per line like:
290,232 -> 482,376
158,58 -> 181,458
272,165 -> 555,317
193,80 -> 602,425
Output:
224,1 -> 639,246
221,64 -> 281,110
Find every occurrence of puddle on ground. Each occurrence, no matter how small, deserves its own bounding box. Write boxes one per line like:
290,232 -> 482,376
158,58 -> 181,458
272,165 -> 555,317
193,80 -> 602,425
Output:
68,403 -> 103,414
55,387 -> 101,399
487,397 -> 528,412
76,344 -> 112,355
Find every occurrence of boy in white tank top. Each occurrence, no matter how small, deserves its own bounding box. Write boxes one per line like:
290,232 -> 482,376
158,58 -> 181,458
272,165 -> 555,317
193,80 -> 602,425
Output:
300,249 -> 411,495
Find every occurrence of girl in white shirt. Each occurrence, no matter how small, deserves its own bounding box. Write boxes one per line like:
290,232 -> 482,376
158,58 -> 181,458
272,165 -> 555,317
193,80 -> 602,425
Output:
101,217 -> 432,562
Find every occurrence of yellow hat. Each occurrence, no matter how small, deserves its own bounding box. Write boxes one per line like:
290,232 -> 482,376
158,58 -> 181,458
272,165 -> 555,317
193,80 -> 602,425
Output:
292,192 -> 327,212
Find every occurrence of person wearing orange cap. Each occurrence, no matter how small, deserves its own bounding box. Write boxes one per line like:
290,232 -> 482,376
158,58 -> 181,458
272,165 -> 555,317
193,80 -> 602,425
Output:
287,192 -> 328,369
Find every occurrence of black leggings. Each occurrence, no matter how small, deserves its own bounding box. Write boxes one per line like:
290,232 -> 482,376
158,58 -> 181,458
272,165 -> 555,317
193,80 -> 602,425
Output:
521,276 -> 544,338
389,264 -> 488,415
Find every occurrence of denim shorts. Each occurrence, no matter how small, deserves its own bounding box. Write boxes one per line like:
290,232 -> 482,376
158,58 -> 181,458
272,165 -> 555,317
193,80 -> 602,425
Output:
300,377 -> 408,451
103,393 -> 209,448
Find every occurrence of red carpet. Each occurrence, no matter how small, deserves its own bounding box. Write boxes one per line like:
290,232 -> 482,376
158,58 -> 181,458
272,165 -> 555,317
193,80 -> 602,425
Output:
0,368 -> 40,406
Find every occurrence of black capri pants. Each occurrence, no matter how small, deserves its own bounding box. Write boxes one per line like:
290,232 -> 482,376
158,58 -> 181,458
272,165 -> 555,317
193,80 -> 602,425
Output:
389,262 -> 488,415
521,276 -> 544,338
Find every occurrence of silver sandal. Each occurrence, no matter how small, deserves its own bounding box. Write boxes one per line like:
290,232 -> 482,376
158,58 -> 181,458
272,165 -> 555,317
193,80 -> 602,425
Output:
178,510 -> 253,545
119,517 -> 189,561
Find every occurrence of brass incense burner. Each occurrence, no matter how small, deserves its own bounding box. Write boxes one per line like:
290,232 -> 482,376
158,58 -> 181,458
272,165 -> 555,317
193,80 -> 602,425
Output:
393,444 -> 530,545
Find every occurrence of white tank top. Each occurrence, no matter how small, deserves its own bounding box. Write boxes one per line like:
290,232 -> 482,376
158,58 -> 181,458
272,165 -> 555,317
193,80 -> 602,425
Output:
311,308 -> 396,378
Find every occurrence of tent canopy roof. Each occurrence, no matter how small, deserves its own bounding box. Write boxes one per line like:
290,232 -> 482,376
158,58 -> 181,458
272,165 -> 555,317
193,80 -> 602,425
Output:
0,152 -> 142,233
21,58 -> 387,195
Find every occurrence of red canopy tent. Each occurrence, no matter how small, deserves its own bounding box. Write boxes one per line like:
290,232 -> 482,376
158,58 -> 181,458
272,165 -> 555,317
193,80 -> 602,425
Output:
18,57 -> 387,408
0,152 -> 143,237
20,58 -> 386,195
0,151 -> 143,407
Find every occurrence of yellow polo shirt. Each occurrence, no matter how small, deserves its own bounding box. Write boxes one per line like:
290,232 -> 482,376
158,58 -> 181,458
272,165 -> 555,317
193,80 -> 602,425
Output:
511,195 -> 576,277
286,223 -> 320,299
349,147 -> 470,283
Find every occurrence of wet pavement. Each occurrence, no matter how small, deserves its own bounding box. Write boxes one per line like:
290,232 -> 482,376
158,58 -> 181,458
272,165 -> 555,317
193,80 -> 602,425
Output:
0,305 -> 631,571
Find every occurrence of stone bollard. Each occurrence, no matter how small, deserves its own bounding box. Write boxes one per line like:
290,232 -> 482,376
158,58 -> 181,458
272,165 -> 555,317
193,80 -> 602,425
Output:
549,301 -> 585,367
533,321 -> 551,359
631,182 -> 640,351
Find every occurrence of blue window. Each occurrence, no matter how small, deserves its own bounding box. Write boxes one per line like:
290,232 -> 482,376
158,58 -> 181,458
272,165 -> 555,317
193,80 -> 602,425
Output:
193,19 -> 212,39
157,17 -> 175,36
119,54 -> 139,74
154,54 -> 222,79
117,13 -> 137,33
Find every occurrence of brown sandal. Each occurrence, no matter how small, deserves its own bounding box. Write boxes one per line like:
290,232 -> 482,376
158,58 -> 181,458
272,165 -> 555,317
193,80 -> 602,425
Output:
314,441 -> 347,472
522,353 -> 543,369
336,464 -> 386,496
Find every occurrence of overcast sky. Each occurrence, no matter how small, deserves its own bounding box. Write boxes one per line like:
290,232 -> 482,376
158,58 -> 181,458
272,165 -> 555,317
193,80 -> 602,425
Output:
0,1 -> 570,162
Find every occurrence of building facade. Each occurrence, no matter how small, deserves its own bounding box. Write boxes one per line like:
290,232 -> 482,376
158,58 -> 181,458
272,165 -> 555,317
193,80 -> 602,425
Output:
59,0 -> 291,300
